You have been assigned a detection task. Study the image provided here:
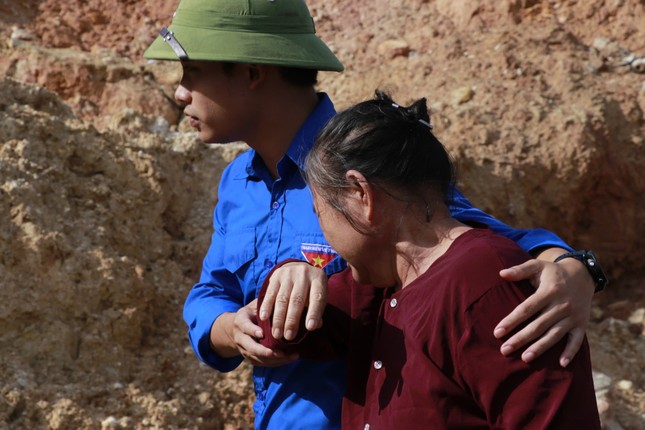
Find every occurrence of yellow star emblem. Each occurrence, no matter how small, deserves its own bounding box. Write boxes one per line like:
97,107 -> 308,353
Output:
311,255 -> 325,267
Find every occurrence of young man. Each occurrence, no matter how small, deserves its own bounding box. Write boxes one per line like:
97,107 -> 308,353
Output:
144,0 -> 604,428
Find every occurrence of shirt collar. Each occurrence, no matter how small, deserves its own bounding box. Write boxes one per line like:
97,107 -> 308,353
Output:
241,93 -> 336,179
285,92 -> 336,171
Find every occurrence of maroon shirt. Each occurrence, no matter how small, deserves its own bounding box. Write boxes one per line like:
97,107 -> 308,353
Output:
258,229 -> 600,429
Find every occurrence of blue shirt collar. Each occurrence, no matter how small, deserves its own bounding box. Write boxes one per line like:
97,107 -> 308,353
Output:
286,93 -> 336,171
242,93 -> 336,179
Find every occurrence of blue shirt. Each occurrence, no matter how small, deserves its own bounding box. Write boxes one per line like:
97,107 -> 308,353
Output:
183,93 -> 572,430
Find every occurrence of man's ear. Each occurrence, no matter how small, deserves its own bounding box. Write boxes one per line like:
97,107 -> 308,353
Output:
246,64 -> 267,89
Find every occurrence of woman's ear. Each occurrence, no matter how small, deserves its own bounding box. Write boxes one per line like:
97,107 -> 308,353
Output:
345,170 -> 375,224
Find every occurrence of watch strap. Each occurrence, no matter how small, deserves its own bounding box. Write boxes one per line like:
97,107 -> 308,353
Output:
554,250 -> 607,293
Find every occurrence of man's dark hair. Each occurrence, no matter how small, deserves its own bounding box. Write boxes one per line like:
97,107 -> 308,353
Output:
221,62 -> 318,87
279,67 -> 318,87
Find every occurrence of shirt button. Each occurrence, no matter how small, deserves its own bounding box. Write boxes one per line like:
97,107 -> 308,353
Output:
271,201 -> 279,210
390,298 -> 398,308
264,259 -> 273,269
373,360 -> 382,370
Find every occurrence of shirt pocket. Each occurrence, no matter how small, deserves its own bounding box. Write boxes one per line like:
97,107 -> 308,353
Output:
223,227 -> 257,274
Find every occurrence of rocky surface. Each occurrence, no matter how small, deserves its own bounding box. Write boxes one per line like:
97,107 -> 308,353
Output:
0,0 -> 643,428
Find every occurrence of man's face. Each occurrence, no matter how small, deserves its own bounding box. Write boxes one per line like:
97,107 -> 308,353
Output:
174,61 -> 254,144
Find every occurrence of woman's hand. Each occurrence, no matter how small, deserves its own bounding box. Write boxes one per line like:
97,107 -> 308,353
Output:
494,249 -> 595,367
258,261 -> 328,341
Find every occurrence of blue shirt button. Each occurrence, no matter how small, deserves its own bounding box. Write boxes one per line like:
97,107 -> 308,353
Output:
264,259 -> 273,269
272,201 -> 279,210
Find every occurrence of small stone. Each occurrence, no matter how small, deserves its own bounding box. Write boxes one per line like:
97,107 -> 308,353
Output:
198,391 -> 211,404
615,380 -> 633,391
101,416 -> 120,430
593,371 -> 612,391
591,306 -> 604,321
628,308 -> 644,325
377,39 -> 411,59
452,86 -> 475,105
9,26 -> 34,48
592,37 -> 611,50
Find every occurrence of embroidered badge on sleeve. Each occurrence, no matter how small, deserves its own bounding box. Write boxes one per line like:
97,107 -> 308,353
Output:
300,243 -> 337,269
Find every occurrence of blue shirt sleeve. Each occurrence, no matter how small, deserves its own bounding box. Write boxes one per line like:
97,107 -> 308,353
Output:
183,205 -> 247,372
183,234 -> 246,372
183,154 -> 260,373
448,187 -> 573,254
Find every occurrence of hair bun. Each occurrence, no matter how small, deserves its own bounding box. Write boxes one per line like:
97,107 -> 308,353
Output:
378,90 -> 432,129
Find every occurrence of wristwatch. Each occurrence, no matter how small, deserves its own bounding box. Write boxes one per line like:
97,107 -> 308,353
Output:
554,250 -> 608,293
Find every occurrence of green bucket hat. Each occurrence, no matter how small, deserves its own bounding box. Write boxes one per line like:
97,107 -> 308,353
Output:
144,0 -> 343,72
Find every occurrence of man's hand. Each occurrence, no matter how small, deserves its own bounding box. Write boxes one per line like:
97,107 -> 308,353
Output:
210,300 -> 298,367
258,262 -> 328,341
494,248 -> 595,367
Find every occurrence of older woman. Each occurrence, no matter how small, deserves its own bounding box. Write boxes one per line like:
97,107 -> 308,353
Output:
257,92 -> 600,429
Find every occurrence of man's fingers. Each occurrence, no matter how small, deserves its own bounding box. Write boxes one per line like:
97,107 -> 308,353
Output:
242,342 -> 296,366
500,306 -> 572,357
516,323 -> 569,363
234,300 -> 263,338
234,323 -> 299,366
240,337 -> 274,358
499,259 -> 542,282
497,255 -> 594,365
238,317 -> 263,339
494,292 -> 548,338
499,317 -> 544,356
559,328 -> 585,367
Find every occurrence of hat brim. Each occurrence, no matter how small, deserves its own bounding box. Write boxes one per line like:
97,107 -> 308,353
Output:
144,24 -> 343,72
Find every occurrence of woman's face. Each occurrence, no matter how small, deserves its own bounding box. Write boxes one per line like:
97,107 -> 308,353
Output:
312,187 -> 387,286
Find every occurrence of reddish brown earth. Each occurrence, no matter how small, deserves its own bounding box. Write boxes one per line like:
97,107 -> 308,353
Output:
0,0 -> 643,428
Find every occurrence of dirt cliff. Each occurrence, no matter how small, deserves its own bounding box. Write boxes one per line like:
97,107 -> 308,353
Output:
1,0 -> 643,428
